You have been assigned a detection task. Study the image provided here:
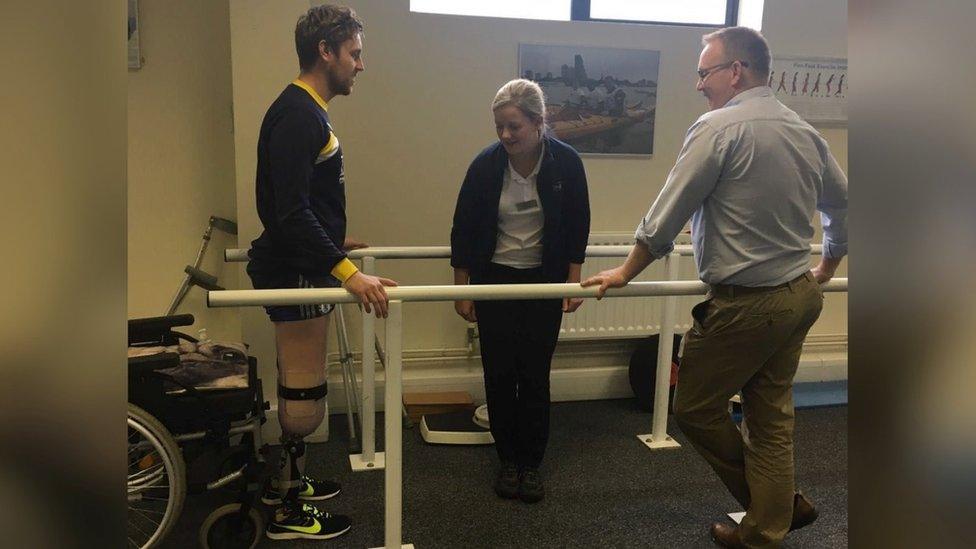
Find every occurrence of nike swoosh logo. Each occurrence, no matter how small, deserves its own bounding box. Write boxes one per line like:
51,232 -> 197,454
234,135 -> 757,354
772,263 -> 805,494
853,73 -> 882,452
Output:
285,519 -> 321,535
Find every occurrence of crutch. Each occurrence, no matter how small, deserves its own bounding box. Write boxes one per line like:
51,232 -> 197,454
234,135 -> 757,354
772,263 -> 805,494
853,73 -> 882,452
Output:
167,216 -> 238,315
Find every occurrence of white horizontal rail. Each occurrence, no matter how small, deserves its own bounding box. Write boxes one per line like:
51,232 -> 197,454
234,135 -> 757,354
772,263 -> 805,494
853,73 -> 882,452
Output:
222,244 -> 825,262
222,241 -> 840,549
227,242 -> 828,462
209,277 -> 847,549
226,242 -> 829,469
208,278 -> 846,308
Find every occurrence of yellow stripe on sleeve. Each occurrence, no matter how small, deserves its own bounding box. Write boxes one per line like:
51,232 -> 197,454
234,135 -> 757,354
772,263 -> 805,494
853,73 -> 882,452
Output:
317,132 -> 340,163
330,258 -> 359,282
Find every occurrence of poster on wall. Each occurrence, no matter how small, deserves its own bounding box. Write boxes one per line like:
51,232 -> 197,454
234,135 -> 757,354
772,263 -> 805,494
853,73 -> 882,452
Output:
769,56 -> 847,125
128,0 -> 142,70
519,44 -> 659,156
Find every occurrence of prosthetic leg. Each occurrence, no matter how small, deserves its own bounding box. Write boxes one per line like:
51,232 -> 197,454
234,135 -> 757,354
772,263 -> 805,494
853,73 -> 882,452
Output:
263,317 -> 349,541
268,315 -> 330,509
266,405 -> 349,541
274,382 -> 328,508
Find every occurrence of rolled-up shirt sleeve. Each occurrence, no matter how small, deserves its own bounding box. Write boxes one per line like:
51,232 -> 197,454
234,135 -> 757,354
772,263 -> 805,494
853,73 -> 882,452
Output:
818,150 -> 848,259
635,119 -> 725,258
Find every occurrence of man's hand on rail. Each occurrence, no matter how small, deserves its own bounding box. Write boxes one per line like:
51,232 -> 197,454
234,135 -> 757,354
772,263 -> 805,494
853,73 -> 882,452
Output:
342,237 -> 369,251
581,243 -> 652,298
455,300 -> 477,323
581,266 -> 630,300
344,272 -> 398,318
811,256 -> 843,284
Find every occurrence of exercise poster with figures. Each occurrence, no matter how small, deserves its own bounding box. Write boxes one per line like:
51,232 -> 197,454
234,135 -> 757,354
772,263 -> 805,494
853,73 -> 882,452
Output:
769,56 -> 847,126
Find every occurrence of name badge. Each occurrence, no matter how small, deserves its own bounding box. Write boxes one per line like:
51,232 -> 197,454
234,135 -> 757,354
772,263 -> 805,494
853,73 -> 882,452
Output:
515,199 -> 539,211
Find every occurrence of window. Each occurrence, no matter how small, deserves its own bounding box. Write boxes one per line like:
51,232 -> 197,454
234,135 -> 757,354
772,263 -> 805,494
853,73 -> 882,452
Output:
410,1 -> 761,29
735,0 -> 765,31
588,0 -> 728,26
409,0 -> 571,22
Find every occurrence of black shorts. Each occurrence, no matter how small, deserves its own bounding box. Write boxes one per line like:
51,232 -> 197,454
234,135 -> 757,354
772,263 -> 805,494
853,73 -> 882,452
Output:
247,268 -> 341,322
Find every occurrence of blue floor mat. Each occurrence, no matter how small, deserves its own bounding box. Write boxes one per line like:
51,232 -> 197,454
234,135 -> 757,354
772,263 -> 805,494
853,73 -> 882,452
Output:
794,380 -> 848,408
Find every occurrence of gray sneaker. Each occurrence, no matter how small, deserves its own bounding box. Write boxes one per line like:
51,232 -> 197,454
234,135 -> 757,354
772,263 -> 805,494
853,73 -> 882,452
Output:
518,468 -> 544,503
494,464 -> 520,499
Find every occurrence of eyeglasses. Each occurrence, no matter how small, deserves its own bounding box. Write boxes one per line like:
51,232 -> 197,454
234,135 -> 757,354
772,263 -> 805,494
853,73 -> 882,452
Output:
697,60 -> 749,81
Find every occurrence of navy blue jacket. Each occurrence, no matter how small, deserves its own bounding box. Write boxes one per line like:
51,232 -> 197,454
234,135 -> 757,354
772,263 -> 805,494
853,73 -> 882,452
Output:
450,136 -> 591,283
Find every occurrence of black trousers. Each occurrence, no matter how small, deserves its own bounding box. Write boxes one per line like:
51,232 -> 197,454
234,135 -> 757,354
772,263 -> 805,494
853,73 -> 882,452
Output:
473,263 -> 563,469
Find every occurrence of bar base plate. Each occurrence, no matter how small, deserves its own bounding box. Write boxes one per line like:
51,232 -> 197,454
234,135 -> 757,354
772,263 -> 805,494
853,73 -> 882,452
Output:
349,451 -> 385,472
636,433 -> 682,450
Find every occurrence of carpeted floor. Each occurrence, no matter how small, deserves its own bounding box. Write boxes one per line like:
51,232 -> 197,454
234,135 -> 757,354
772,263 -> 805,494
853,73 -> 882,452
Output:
160,399 -> 847,548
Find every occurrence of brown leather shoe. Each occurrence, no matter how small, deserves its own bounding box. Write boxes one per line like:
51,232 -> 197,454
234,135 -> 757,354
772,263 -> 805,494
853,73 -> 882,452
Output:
710,522 -> 746,548
711,493 -> 817,547
790,492 -> 819,531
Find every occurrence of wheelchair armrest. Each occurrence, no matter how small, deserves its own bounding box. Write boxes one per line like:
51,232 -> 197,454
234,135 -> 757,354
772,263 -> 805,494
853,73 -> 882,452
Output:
171,331 -> 198,344
128,352 -> 180,378
128,314 -> 195,345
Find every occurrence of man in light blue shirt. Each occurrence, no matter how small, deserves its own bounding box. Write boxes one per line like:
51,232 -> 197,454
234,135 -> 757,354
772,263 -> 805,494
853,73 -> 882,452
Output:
583,27 -> 847,548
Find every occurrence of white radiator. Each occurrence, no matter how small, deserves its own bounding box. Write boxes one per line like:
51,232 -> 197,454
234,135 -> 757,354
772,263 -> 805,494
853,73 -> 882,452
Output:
559,232 -> 697,340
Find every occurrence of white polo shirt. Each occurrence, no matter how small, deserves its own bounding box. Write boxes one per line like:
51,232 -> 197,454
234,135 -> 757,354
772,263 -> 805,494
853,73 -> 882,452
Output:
491,149 -> 545,268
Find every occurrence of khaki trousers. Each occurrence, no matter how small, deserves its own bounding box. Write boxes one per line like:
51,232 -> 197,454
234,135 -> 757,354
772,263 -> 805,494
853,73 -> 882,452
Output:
673,272 -> 823,548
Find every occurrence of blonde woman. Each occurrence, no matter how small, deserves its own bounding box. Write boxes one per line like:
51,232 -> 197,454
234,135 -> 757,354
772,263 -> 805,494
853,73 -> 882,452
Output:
450,79 -> 591,503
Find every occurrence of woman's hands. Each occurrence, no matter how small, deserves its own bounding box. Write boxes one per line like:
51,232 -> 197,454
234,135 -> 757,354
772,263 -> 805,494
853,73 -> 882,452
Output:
453,268 -> 477,322
564,262 -> 584,313
455,300 -> 477,322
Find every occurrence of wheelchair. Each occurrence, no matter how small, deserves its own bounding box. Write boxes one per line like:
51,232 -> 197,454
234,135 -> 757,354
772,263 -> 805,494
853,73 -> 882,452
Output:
127,314 -> 271,548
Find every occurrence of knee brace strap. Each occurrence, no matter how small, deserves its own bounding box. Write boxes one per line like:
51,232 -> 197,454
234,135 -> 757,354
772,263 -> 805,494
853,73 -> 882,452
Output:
278,382 -> 327,401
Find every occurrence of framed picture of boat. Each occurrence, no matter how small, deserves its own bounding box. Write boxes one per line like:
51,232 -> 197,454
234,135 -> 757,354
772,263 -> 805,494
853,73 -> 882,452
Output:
519,43 -> 659,156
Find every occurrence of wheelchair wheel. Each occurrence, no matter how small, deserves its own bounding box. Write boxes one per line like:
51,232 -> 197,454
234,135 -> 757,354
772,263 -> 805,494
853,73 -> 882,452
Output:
199,503 -> 264,549
128,403 -> 186,548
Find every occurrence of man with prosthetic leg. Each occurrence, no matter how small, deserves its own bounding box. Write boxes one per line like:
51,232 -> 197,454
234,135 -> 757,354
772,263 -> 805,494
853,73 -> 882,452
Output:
246,4 -> 395,542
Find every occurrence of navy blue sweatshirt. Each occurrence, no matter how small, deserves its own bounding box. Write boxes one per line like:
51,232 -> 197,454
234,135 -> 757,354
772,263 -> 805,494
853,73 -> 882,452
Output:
248,82 -> 347,285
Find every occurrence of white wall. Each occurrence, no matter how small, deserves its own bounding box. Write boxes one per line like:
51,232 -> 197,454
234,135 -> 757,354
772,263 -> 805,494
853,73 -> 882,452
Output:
127,0 -> 240,340
762,0 -> 849,339
223,0 -> 848,409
